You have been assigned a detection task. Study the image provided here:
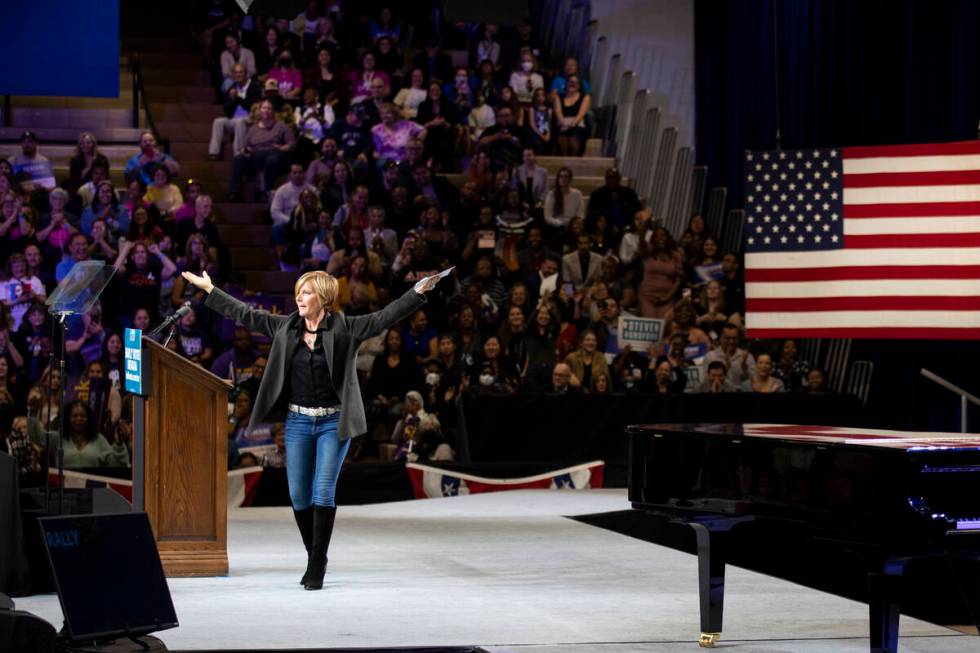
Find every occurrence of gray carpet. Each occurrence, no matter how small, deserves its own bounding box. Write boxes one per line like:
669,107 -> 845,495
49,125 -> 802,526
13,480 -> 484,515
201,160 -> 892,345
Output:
16,490 -> 975,651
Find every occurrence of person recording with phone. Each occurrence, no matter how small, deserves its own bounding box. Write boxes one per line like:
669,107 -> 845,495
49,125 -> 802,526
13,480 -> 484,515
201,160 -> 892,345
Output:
181,267 -> 442,590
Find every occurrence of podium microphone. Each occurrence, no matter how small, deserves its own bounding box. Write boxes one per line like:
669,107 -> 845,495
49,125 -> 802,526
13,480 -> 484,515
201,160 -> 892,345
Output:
150,301 -> 192,336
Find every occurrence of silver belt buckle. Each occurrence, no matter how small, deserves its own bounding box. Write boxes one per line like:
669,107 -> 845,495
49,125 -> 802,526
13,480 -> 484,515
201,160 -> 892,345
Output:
289,403 -> 338,417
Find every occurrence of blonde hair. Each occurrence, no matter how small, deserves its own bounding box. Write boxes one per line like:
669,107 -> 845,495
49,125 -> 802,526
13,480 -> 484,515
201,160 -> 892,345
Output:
294,270 -> 338,309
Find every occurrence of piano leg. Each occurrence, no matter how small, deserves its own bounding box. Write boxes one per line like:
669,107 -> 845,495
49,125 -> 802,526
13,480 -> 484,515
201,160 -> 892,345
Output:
689,522 -> 728,648
868,558 -> 909,653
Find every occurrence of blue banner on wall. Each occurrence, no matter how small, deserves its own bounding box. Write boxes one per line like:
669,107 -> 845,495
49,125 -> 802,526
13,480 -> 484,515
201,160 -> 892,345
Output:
0,1 -> 120,98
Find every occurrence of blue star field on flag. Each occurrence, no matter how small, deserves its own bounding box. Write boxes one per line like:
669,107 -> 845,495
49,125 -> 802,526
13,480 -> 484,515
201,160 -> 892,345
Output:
743,148 -> 846,252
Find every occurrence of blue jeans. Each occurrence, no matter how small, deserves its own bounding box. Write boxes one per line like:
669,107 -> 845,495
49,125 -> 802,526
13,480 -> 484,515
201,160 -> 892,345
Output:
284,411 -> 350,509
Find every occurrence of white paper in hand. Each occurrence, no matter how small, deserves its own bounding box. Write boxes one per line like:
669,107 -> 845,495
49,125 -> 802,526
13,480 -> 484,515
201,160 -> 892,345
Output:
417,267 -> 455,293
539,272 -> 558,296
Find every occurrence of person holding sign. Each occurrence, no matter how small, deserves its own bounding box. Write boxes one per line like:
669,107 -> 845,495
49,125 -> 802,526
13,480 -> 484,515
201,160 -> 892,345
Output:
181,268 -> 444,590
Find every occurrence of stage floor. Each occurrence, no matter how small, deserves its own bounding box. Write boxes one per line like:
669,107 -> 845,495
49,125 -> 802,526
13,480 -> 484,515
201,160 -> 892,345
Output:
16,490 -> 975,652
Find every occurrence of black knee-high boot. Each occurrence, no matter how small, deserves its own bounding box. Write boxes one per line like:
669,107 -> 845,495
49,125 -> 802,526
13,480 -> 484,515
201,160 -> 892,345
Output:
303,506 -> 337,591
293,507 -> 314,585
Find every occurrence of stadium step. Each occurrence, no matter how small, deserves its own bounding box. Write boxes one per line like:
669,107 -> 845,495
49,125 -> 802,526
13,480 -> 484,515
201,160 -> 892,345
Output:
184,160 -> 232,178
0,126 -> 144,143
142,69 -> 213,88
144,85 -> 217,104
153,120 -> 213,142
231,247 -> 278,269
537,156 -> 617,178
218,224 -> 272,246
6,95 -> 134,110
122,36 -> 198,53
151,102 -> 222,124
135,52 -> 208,70
169,140 -> 223,161
3,107 -> 137,131
243,270 -> 296,294
212,203 -> 268,225
584,138 -> 603,157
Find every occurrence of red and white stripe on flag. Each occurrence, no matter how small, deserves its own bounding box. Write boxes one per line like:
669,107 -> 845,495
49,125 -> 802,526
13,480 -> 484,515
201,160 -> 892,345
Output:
47,466 -> 264,508
744,140 -> 980,339
47,469 -> 134,502
405,460 -> 605,499
228,466 -> 263,508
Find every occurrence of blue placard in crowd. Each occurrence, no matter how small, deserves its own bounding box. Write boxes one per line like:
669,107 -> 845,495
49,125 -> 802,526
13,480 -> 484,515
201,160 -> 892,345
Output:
124,328 -> 143,395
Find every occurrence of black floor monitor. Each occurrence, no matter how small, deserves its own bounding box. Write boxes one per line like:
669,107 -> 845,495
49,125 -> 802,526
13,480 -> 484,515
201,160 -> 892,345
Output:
38,512 -> 178,643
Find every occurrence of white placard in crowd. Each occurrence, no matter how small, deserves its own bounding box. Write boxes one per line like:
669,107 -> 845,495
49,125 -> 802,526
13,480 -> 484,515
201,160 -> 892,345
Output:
617,316 -> 665,350
539,272 -> 558,297
684,365 -> 703,392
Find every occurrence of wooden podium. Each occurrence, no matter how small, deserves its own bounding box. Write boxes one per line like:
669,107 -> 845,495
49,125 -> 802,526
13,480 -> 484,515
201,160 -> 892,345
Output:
133,337 -> 232,577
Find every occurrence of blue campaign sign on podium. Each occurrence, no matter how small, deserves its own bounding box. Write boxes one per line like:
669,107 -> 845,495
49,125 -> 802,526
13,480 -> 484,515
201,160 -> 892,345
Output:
124,328 -> 143,395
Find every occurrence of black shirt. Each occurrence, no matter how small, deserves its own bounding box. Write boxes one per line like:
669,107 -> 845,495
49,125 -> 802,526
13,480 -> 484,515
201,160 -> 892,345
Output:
330,119 -> 371,161
175,218 -> 222,254
578,251 -> 591,280
288,324 -> 340,408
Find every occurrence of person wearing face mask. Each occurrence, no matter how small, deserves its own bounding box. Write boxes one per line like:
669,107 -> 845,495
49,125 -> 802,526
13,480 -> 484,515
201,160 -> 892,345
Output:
445,66 -> 473,115
466,335 -> 519,396
268,50 -> 303,101
508,50 -> 544,105
181,268 -> 442,590
423,358 -> 445,393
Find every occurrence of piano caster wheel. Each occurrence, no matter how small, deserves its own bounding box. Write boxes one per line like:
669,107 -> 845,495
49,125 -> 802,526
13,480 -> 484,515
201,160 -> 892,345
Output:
698,633 -> 720,648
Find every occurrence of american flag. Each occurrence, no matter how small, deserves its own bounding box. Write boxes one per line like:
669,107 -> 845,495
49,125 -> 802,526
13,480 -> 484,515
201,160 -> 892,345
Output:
743,141 -> 980,339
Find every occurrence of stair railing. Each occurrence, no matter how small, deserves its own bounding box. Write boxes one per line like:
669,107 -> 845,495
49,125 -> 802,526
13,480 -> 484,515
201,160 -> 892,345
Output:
920,369 -> 980,433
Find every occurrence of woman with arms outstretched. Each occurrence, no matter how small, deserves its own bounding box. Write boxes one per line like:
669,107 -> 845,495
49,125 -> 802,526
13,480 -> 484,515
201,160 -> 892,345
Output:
181,268 -> 440,590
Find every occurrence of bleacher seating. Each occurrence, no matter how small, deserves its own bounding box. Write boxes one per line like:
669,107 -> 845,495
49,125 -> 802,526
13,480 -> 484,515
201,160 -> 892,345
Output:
0,0 -> 871,478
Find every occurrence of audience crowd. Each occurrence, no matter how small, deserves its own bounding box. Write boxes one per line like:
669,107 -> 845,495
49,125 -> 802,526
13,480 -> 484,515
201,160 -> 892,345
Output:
0,2 -> 830,482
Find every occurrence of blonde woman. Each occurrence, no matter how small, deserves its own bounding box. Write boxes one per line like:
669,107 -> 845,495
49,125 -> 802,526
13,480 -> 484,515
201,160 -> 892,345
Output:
182,268 -> 441,590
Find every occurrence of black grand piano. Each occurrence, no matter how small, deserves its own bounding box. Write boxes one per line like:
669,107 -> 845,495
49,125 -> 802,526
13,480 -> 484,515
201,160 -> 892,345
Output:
628,423 -> 980,651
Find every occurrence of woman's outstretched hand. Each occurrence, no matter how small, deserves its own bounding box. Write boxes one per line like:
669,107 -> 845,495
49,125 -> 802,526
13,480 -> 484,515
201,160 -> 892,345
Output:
181,270 -> 214,294
415,275 -> 441,294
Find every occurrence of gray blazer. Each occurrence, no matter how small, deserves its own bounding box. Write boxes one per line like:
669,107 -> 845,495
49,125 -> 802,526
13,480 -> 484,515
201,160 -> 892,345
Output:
204,286 -> 425,440
561,250 -> 604,291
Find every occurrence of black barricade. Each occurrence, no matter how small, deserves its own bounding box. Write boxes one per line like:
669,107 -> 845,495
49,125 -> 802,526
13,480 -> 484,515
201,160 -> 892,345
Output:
461,393 -> 863,486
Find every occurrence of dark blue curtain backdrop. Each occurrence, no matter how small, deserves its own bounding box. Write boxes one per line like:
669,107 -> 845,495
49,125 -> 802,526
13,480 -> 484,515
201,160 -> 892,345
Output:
695,0 -> 980,207
694,0 -> 980,431
0,1 -> 119,97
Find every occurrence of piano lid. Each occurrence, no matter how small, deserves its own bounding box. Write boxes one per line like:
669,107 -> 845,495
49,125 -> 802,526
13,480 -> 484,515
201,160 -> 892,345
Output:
630,423 -> 980,451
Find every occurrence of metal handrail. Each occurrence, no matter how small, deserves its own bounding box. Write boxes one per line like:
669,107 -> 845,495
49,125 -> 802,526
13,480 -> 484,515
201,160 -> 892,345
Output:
130,55 -> 168,153
920,368 -> 980,433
